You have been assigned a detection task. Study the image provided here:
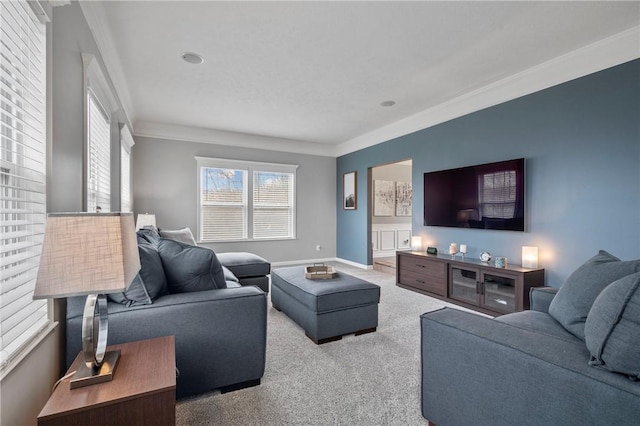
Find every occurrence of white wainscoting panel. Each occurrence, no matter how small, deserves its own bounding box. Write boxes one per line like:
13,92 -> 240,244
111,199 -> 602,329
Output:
397,230 -> 411,250
372,223 -> 412,258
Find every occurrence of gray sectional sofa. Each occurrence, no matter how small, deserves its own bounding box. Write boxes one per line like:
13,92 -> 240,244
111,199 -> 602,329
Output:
66,227 -> 271,398
421,250 -> 640,425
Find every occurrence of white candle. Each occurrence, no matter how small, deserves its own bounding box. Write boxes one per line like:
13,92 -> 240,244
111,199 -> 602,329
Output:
449,243 -> 458,254
460,244 -> 467,254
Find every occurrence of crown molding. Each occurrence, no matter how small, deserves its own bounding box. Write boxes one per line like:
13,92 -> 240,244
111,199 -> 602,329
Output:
78,3 -> 638,159
335,26 -> 640,157
78,1 -> 135,130
134,121 -> 336,157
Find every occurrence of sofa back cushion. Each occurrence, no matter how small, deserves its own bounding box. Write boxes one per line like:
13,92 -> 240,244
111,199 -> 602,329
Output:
157,238 -> 227,293
585,272 -> 640,379
108,238 -> 169,306
548,250 -> 640,340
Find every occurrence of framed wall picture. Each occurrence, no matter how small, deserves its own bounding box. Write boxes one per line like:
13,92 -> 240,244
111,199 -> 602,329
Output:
343,171 -> 357,210
395,181 -> 412,216
373,180 -> 395,216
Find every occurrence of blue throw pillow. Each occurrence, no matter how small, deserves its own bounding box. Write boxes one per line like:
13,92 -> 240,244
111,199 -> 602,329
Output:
548,250 -> 640,340
585,272 -> 640,379
157,238 -> 227,293
108,239 -> 168,306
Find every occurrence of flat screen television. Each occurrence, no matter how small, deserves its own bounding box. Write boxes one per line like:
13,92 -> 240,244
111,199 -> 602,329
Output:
423,158 -> 525,231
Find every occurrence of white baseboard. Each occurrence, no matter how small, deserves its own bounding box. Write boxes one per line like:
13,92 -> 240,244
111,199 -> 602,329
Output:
335,258 -> 373,270
271,257 -> 373,270
271,257 -> 337,268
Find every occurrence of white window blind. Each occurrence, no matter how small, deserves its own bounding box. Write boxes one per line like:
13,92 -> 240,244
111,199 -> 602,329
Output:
0,0 -> 49,369
120,125 -> 134,213
200,167 -> 247,241
253,171 -> 294,239
478,170 -> 517,219
86,91 -> 110,212
197,157 -> 297,242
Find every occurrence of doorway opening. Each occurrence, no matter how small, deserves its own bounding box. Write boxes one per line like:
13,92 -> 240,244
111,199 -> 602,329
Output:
369,159 -> 413,274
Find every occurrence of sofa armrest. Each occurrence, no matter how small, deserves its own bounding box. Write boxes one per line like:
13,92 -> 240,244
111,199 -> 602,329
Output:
67,286 -> 267,398
529,286 -> 559,313
420,307 -> 640,426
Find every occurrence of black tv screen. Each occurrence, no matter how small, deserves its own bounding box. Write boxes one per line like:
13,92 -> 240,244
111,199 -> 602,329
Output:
423,158 -> 525,231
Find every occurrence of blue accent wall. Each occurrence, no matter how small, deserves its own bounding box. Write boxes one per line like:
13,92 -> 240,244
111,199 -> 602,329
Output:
337,59 -> 640,286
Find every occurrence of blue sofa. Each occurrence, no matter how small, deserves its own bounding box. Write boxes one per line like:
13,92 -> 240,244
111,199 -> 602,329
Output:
421,251 -> 640,425
66,228 -> 270,398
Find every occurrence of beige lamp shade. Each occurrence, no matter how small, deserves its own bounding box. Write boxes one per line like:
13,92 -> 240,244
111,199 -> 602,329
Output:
34,213 -> 141,299
522,246 -> 539,269
411,236 -> 423,251
135,213 -> 156,230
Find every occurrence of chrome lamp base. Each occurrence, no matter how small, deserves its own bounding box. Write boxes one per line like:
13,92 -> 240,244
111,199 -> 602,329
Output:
70,294 -> 118,389
70,349 -> 120,389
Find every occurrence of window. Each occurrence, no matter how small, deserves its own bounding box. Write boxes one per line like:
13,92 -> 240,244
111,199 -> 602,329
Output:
120,125 -> 134,212
197,157 -> 298,242
478,170 -> 517,219
86,91 -> 110,212
253,171 -> 295,239
0,0 -> 49,371
82,53 -> 118,213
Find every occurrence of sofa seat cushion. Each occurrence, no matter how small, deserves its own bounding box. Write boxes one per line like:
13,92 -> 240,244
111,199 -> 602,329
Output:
271,266 -> 379,313
495,310 -> 583,344
217,252 -> 270,278
585,272 -> 640,379
158,238 -> 227,293
548,250 -> 640,340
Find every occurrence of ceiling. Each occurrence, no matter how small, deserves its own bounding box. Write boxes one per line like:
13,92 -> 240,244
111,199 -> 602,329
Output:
79,1 -> 640,156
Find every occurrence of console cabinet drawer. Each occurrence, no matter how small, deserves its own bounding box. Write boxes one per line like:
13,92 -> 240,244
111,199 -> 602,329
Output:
397,254 -> 447,296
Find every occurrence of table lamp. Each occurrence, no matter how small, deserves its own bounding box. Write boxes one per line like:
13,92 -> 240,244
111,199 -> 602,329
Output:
135,213 -> 156,230
34,213 -> 140,388
411,236 -> 423,251
522,246 -> 539,268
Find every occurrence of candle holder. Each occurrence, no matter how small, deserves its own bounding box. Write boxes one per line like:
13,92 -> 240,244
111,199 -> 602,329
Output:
459,244 -> 467,261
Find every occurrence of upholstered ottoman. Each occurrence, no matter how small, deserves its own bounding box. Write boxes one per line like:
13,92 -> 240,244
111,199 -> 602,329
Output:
271,266 -> 380,344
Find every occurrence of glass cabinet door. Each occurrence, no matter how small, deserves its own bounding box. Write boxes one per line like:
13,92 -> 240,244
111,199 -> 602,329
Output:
482,273 -> 516,313
449,267 -> 479,305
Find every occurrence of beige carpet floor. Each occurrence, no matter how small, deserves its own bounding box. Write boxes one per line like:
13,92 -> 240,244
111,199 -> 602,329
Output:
176,262 -> 468,425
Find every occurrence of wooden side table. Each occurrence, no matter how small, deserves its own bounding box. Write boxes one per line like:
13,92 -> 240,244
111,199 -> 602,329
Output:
38,336 -> 176,426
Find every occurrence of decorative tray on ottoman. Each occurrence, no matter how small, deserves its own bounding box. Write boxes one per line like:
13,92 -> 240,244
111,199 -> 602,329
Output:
305,264 -> 338,280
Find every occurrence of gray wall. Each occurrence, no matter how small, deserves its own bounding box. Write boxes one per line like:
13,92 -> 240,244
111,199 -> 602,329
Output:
337,59 -> 640,286
4,2 -> 129,425
132,137 -> 336,263
50,1 -> 127,213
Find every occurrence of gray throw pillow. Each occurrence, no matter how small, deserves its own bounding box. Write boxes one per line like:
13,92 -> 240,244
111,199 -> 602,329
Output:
548,250 -> 640,340
585,272 -> 640,379
157,238 -> 227,293
159,227 -> 197,246
108,240 -> 168,306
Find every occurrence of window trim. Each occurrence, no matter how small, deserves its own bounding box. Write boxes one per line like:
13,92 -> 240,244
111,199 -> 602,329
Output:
82,53 -> 118,212
120,124 -> 134,212
196,157 -> 298,243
